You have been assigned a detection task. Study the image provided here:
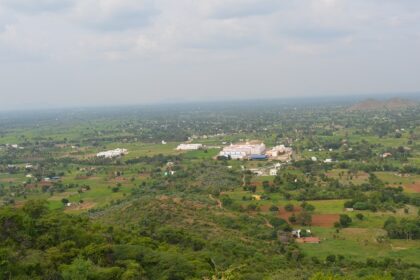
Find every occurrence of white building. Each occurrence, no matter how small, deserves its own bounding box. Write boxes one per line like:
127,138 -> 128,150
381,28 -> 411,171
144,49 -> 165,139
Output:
219,142 -> 266,159
176,143 -> 203,150
97,148 -> 128,158
164,171 -> 176,176
266,145 -> 292,157
269,169 -> 278,176
381,152 -> 392,158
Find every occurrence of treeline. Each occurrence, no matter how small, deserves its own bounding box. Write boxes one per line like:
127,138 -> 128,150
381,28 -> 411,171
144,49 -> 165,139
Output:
384,217 -> 420,240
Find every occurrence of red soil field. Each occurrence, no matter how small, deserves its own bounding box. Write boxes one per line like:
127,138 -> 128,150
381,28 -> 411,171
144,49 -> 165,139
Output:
259,205 -> 270,212
406,183 -> 420,193
278,207 -> 339,227
278,207 -> 302,220
311,214 -> 340,227
24,184 -> 37,190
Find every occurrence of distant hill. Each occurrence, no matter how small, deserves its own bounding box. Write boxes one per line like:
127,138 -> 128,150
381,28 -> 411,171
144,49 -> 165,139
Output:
348,98 -> 418,111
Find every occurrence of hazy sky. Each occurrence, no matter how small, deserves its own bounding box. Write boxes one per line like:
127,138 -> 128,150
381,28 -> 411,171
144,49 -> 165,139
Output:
0,0 -> 419,110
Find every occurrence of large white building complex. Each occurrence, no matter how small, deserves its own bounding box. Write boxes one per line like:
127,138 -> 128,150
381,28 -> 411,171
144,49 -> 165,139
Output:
96,148 -> 128,158
176,143 -> 203,150
219,142 -> 266,159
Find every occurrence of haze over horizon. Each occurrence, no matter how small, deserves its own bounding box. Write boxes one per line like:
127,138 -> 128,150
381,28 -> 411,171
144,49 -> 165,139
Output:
1,0 -> 420,110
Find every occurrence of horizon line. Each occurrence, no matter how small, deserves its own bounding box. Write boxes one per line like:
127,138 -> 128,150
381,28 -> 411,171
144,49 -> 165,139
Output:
0,91 -> 419,114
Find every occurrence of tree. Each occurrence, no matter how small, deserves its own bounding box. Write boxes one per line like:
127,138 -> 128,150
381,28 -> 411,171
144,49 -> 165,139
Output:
339,214 -> 352,228
23,199 -> 48,219
61,198 -> 69,205
353,202 -> 369,210
288,214 -> 297,224
344,200 -> 354,208
269,217 -> 288,229
325,254 -> 336,264
284,204 -> 294,212
356,213 -> 364,220
0,248 -> 17,280
221,197 -> 233,207
301,202 -> 315,212
61,257 -> 93,280
296,211 -> 312,226
262,180 -> 270,190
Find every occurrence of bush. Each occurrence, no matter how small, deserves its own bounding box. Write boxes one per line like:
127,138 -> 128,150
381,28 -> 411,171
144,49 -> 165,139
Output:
344,201 -> 354,208
221,196 -> 234,207
269,217 -> 289,230
301,202 -> 315,212
288,214 -> 297,223
325,255 -> 336,263
61,198 -> 69,204
353,202 -> 369,210
284,204 -> 294,212
339,214 -> 352,227
356,213 -> 364,220
296,211 -> 312,226
247,204 -> 258,211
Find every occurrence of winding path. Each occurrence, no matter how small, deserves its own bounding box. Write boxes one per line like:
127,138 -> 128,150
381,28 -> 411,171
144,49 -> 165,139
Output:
209,194 -> 223,209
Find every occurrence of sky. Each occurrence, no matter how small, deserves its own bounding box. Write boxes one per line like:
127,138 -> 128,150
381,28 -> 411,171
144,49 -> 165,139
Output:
0,0 -> 419,110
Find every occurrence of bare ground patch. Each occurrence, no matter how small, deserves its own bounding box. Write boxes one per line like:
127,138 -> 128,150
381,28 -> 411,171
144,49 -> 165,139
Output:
405,182 -> 420,193
48,191 -> 78,201
311,214 -> 339,227
65,202 -> 96,212
278,208 -> 338,227
0,178 -> 16,183
278,207 -> 302,221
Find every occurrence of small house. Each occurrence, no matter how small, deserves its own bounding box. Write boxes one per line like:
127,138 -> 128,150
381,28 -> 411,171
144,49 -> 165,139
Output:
381,152 -> 392,158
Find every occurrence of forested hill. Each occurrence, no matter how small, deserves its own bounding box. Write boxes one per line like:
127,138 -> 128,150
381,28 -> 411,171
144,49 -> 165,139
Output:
0,198 -> 415,279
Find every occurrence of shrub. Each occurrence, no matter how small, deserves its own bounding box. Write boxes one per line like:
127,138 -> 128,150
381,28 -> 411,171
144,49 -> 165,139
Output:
356,213 -> 364,220
288,214 -> 297,223
353,202 -> 369,210
339,214 -> 352,228
284,204 -> 294,212
326,255 -> 336,263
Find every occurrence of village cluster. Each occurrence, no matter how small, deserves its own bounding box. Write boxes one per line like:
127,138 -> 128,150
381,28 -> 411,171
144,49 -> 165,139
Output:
95,141 -> 292,162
